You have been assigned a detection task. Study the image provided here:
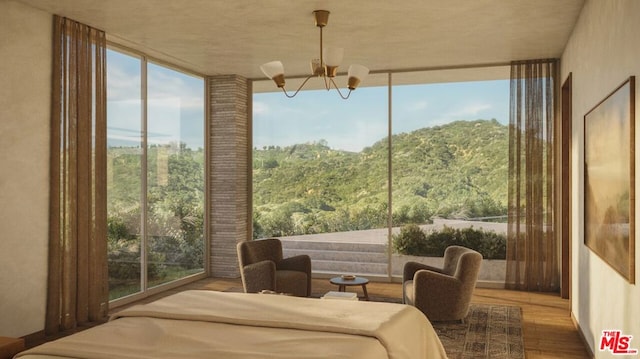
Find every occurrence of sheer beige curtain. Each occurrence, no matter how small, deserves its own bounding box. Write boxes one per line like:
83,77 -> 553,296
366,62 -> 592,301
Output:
506,59 -> 559,292
46,16 -> 108,334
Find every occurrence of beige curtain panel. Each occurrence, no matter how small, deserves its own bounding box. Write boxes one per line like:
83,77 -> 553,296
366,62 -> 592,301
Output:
47,15 -> 108,335
506,59 -> 559,292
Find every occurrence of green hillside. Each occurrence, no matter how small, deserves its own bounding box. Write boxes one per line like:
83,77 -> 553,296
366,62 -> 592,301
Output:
252,119 -> 508,238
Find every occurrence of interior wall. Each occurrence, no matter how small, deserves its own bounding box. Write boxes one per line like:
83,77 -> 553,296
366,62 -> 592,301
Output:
561,0 -> 640,355
0,1 -> 52,337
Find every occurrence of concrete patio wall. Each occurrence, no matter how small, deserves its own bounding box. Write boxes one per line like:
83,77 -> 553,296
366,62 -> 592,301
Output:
280,218 -> 508,287
391,255 -> 506,286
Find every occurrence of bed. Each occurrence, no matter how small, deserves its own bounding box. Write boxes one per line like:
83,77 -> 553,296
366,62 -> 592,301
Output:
16,290 -> 448,359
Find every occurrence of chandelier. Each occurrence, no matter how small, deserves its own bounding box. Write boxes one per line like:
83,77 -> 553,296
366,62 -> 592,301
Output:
259,10 -> 369,99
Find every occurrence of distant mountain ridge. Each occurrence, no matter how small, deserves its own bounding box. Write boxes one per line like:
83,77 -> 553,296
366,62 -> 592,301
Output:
252,119 -> 508,238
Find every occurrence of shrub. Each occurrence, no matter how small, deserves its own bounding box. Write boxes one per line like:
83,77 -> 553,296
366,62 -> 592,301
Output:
392,224 -> 506,259
392,224 -> 428,255
108,216 -> 166,282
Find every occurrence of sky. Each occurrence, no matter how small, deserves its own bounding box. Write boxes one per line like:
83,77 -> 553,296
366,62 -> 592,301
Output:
107,49 -> 205,149
106,47 -> 509,153
253,78 -> 509,152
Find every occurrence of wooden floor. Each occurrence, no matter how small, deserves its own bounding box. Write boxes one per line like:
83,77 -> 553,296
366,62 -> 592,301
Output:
112,277 -> 592,359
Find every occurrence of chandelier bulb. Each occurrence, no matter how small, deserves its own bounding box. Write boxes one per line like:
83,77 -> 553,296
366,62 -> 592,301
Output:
310,59 -> 323,76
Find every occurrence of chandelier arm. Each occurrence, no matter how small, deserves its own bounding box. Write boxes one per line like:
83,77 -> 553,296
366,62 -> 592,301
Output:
281,75 -> 316,98
319,25 -> 330,91
319,26 -> 324,70
329,78 -> 353,99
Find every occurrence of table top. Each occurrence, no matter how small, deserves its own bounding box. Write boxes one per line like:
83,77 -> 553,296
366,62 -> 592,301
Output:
329,276 -> 369,286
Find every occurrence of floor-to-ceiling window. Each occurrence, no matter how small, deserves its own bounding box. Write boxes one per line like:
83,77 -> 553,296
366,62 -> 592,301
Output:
252,74 -> 389,275
107,47 -> 206,301
390,72 -> 509,278
253,68 -> 509,279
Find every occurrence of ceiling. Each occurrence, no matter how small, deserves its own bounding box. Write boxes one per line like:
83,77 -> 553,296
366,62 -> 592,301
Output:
16,0 -> 585,85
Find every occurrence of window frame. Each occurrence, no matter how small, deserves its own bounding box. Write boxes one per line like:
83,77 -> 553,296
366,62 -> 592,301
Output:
106,43 -> 209,308
252,66 -> 511,281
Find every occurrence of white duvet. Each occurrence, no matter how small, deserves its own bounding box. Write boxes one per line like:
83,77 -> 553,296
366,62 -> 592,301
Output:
17,290 -> 448,359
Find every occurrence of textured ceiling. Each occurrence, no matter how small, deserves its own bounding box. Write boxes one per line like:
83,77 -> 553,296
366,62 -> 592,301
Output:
16,0 -> 585,82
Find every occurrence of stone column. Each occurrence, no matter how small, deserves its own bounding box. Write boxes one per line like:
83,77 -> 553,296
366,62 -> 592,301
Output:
208,75 -> 252,278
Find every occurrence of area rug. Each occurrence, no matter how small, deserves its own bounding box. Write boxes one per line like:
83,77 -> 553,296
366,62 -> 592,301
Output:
431,304 -> 524,359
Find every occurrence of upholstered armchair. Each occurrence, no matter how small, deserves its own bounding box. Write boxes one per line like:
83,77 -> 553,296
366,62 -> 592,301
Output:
402,245 -> 482,321
237,238 -> 312,297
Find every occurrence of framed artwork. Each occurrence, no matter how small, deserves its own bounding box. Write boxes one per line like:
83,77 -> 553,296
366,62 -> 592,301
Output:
584,76 -> 635,284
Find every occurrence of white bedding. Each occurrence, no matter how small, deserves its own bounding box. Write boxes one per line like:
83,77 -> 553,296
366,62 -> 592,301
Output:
16,290 -> 448,359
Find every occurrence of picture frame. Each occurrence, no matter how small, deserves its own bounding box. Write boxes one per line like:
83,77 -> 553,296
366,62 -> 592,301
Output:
584,76 -> 635,284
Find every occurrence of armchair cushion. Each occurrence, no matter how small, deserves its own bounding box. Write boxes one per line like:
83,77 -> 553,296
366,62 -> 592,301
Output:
275,270 -> 309,297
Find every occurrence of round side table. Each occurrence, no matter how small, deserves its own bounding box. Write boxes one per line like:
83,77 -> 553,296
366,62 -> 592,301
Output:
329,276 -> 370,301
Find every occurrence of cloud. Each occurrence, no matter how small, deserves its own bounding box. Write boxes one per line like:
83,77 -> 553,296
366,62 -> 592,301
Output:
106,65 -> 141,101
147,70 -> 204,110
107,52 -> 204,111
407,100 -> 429,112
447,103 -> 492,118
253,101 -> 269,115
106,55 -> 206,149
